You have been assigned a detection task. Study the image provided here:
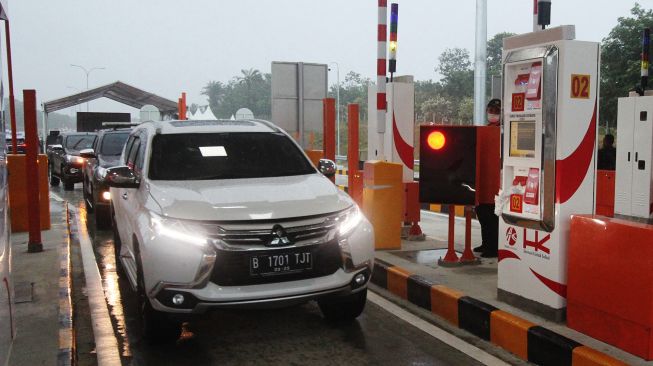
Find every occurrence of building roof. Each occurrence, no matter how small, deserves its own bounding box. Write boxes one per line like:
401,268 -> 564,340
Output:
42,81 -> 178,115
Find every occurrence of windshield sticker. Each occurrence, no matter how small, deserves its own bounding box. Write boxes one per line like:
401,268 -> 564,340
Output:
199,146 -> 227,157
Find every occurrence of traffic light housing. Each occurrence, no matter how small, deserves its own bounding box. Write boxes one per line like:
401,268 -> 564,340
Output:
419,125 -> 500,206
419,125 -> 477,205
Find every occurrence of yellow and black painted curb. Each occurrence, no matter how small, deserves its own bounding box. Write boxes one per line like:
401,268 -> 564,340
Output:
370,259 -> 628,366
58,203 -> 74,366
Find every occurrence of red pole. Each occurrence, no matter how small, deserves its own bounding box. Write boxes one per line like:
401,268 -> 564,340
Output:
323,98 -> 336,160
5,20 -> 17,154
347,104 -> 359,189
460,206 -> 478,263
24,90 -> 43,253
178,98 -> 182,119
439,205 -> 459,265
181,92 -> 187,120
323,98 -> 336,183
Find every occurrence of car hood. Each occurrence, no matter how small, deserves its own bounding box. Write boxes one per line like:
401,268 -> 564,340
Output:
147,174 -> 352,221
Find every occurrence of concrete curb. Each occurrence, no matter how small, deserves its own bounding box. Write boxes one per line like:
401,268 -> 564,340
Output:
371,258 -> 628,366
57,203 -> 74,366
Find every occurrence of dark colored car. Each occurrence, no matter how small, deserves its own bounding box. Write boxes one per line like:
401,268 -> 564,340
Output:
80,129 -> 131,228
5,132 -> 26,154
47,132 -> 97,190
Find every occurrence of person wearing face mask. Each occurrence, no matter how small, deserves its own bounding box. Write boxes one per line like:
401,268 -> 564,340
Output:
474,99 -> 501,258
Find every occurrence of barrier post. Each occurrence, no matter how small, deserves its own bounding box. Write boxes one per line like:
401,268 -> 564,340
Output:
460,206 -> 480,264
362,161 -> 403,249
23,90 -> 42,253
438,205 -> 460,266
323,98 -> 336,182
181,92 -> 187,120
347,104 -> 359,191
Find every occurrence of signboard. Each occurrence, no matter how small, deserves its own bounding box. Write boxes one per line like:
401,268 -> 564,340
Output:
271,62 -> 328,147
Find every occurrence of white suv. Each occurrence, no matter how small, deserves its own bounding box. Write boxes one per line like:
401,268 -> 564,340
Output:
107,119 -> 374,340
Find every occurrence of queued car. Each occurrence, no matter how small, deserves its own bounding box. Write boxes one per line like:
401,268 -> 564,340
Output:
47,132 -> 97,190
4,131 -> 26,154
80,128 -> 132,228
107,119 -> 374,341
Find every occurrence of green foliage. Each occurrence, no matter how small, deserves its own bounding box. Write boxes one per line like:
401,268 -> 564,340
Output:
420,95 -> 453,123
487,32 -> 516,77
601,3 -> 653,129
202,69 -> 272,119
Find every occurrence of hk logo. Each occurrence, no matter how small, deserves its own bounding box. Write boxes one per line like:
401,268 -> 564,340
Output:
506,227 -> 517,246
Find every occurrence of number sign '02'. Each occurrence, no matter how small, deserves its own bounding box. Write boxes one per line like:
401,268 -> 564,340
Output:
571,74 -> 590,99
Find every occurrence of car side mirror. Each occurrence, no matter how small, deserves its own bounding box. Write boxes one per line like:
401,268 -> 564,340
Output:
317,159 -> 336,178
105,166 -> 140,188
79,148 -> 96,159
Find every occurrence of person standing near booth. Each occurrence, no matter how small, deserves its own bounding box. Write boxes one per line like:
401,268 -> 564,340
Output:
474,99 -> 501,258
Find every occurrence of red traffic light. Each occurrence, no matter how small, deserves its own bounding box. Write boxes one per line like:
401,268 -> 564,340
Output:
427,131 -> 446,150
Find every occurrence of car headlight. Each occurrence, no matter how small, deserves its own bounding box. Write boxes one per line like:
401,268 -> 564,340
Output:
66,155 -> 84,164
149,212 -> 209,248
336,205 -> 363,237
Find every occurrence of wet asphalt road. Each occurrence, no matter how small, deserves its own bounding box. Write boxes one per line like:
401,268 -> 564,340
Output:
55,185 -> 485,366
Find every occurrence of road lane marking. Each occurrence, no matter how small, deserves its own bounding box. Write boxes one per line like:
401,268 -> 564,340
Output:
368,291 -> 510,366
69,204 -> 121,366
51,192 -> 64,202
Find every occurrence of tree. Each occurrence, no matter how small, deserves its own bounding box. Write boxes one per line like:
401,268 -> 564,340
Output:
457,97 -> 474,125
201,81 -> 226,117
601,4 -> 653,129
421,96 -> 453,123
434,48 -> 474,123
487,32 -> 516,78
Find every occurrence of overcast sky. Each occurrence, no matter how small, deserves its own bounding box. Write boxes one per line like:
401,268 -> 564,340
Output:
5,0 -> 650,117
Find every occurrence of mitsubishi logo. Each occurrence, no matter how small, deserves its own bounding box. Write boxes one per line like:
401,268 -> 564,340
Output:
267,224 -> 291,247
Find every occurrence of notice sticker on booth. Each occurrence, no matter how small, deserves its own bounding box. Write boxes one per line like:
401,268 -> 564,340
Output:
510,194 -> 523,213
524,168 -> 540,205
512,93 -> 525,112
525,63 -> 542,100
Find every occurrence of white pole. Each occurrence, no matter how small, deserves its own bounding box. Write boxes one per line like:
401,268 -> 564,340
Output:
533,0 -> 539,32
473,0 -> 487,126
377,0 -> 387,160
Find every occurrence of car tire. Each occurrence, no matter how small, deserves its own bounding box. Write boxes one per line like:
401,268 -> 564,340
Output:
62,166 -> 74,191
95,205 -> 111,230
135,243 -> 180,343
111,205 -> 123,274
83,180 -> 93,213
318,289 -> 367,322
49,165 -> 60,187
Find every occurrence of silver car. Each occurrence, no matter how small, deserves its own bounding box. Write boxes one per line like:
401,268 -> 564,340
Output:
108,119 -> 375,341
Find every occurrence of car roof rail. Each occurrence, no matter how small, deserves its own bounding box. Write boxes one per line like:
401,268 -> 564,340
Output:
101,122 -> 140,129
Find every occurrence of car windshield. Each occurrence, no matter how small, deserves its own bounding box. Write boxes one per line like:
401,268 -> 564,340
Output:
100,132 -> 129,156
149,132 -> 316,180
65,135 -> 96,150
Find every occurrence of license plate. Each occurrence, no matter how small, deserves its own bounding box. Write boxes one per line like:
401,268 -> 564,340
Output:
250,251 -> 312,276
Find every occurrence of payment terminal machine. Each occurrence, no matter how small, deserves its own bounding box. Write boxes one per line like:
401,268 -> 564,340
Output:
497,26 -> 599,321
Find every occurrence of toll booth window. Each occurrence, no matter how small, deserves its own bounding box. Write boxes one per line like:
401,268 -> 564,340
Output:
509,121 -> 536,158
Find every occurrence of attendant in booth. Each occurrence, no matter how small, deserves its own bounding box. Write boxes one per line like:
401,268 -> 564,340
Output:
597,133 -> 616,171
474,99 -> 501,258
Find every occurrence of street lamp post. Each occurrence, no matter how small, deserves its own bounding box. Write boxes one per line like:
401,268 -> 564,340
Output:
70,64 -> 105,111
329,62 -> 340,157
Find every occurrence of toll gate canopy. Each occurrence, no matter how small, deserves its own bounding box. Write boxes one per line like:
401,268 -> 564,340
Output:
42,81 -> 177,116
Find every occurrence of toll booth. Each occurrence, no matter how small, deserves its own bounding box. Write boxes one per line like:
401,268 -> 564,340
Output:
497,26 -> 599,321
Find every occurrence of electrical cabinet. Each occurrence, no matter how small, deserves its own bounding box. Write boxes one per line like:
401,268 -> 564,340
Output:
614,95 -> 653,219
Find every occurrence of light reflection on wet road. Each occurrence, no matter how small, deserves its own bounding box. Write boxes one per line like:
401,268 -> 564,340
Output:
58,185 -> 485,366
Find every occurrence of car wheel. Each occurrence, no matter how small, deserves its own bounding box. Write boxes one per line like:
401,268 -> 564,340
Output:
83,180 -> 93,213
49,165 -> 60,187
135,243 -> 180,343
95,205 -> 111,230
62,166 -> 74,191
111,205 -> 123,274
318,289 -> 367,322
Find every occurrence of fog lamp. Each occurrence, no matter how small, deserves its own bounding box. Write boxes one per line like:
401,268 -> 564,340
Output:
172,294 -> 185,305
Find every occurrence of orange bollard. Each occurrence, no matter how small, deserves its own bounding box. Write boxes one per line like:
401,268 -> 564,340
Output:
23,90 -> 42,252
460,206 -> 480,264
323,98 -> 336,183
438,205 -> 460,266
